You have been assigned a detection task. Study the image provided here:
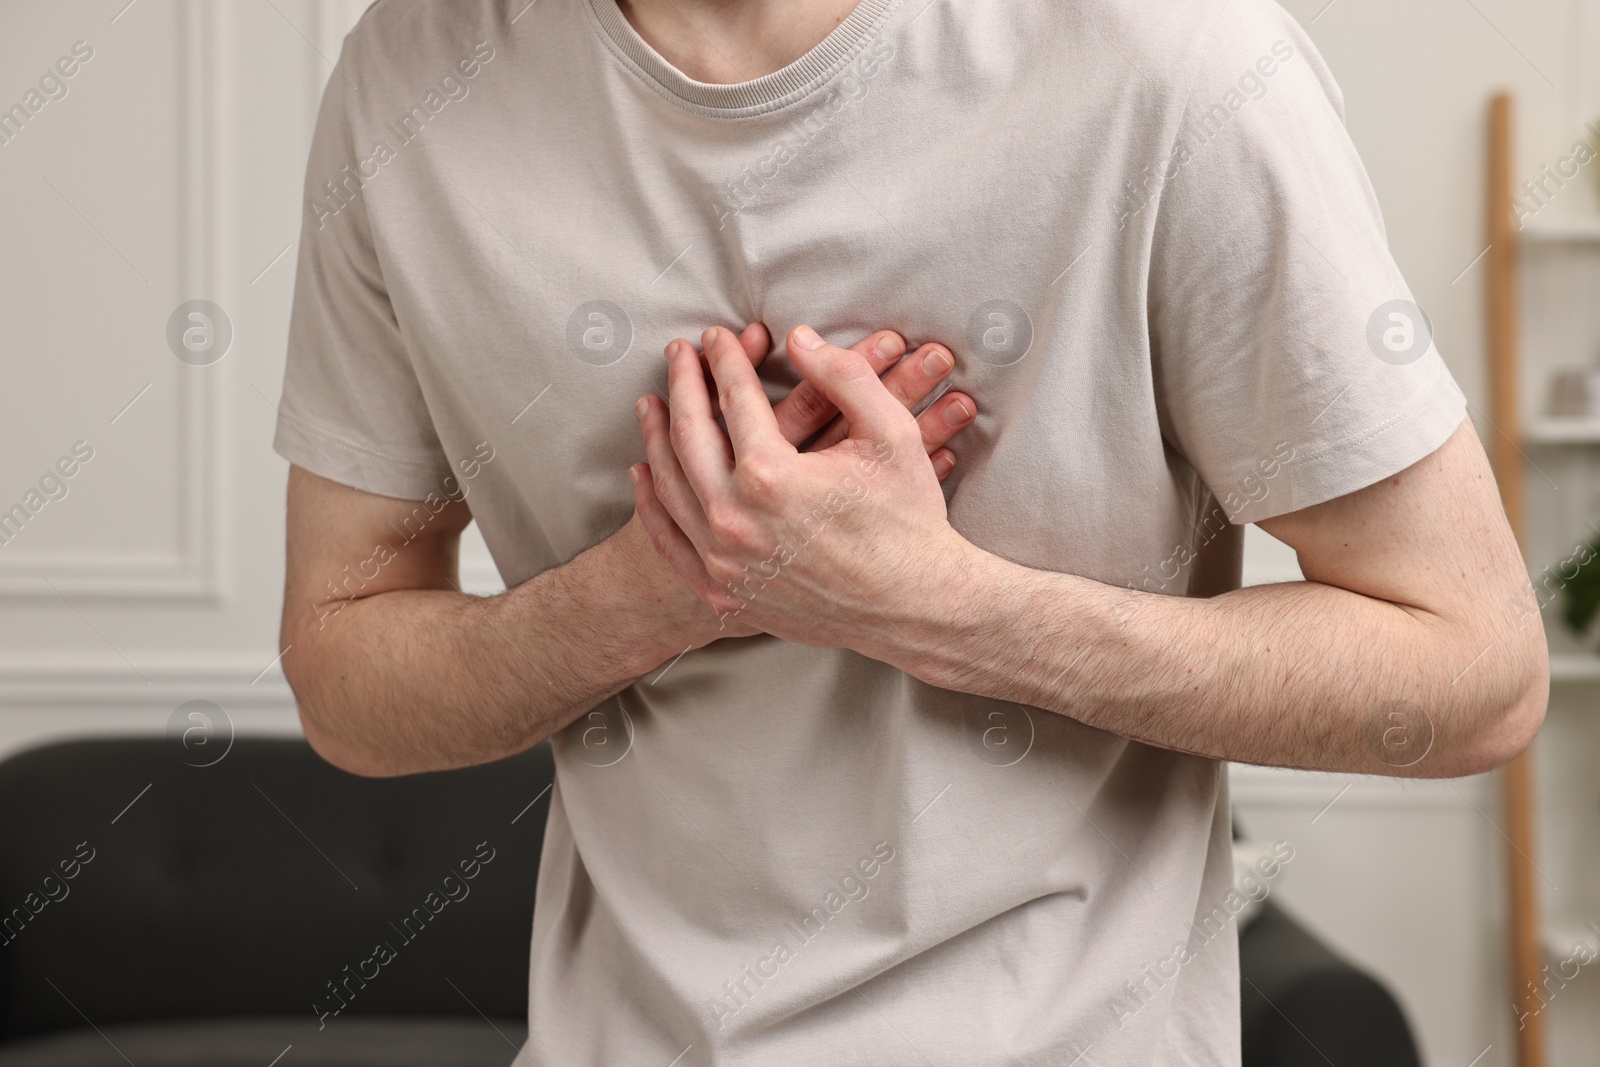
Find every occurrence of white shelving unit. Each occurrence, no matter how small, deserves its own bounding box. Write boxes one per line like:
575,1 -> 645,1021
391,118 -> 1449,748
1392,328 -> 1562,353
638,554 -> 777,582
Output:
1522,218 -> 1600,244
1526,418 -> 1600,444
1551,654 -> 1600,683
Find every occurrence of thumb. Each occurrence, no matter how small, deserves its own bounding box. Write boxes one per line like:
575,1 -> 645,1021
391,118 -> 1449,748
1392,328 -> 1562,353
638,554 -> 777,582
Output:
786,325 -> 906,443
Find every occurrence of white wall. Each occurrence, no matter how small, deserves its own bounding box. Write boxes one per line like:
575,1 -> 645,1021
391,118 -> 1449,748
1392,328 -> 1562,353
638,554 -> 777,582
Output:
0,0 -> 502,740
1,1 -> 1598,1063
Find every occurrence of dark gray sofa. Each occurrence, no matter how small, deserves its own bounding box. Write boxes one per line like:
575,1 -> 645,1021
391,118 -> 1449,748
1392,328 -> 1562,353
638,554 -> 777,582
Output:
0,737 -> 549,1066
0,736 -> 1421,1065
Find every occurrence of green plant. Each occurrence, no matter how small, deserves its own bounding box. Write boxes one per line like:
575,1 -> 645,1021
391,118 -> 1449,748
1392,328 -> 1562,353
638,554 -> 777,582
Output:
1555,534 -> 1600,638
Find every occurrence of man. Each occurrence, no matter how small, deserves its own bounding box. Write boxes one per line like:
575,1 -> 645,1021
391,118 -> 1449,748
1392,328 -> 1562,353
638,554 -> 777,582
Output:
274,0 -> 1547,1063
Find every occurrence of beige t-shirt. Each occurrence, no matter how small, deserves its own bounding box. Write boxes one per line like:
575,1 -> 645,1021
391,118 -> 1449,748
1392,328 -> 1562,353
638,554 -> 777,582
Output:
275,0 -> 1466,1063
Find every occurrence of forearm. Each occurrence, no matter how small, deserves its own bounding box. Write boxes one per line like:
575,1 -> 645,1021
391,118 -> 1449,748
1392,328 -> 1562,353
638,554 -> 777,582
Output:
285,519 -> 697,776
895,549 -> 1546,778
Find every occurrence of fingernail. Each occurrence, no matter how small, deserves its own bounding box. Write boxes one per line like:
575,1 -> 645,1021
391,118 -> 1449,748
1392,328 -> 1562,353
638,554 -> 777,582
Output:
628,464 -> 642,485
934,452 -> 956,476
702,327 -> 718,351
635,398 -> 649,420
944,397 -> 975,425
791,325 -> 824,351
875,333 -> 906,362
921,347 -> 954,376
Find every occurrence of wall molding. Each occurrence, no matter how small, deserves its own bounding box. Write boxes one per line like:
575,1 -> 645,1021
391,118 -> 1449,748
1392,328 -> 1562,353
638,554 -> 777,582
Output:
0,653 -> 293,709
0,0 -> 223,604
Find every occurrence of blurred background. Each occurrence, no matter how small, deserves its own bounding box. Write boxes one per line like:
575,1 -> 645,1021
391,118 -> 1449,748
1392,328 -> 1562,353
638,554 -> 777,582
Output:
2,1 -> 1600,1064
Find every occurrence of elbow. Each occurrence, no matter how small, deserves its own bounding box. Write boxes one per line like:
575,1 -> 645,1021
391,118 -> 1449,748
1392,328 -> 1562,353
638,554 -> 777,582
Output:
297,705 -> 400,778
1433,640 -> 1549,779
287,663 -> 409,779
1474,667 -> 1549,773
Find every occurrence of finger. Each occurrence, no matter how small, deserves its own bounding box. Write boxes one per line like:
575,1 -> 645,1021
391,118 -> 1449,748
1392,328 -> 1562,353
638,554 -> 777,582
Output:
774,330 -> 906,447
629,462 -> 716,595
913,391 -> 977,454
931,448 -> 957,483
785,325 -> 910,444
704,323 -> 772,422
738,321 -> 771,366
635,393 -> 717,547
808,341 -> 954,452
701,326 -> 788,463
665,337 -> 736,492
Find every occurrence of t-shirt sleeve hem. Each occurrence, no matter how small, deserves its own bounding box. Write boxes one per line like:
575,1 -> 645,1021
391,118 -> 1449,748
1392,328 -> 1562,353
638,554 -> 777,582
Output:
272,405 -> 455,502
1222,368 -> 1469,526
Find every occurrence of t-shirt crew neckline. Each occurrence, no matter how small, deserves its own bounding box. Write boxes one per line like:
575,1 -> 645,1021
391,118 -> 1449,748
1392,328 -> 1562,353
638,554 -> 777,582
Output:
586,0 -> 895,113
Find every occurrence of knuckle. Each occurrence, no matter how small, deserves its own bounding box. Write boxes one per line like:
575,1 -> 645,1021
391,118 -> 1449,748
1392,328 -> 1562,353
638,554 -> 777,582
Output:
708,588 -> 745,618
703,502 -> 741,541
708,507 -> 763,556
789,384 -> 832,426
832,353 -> 874,385
886,374 -> 920,409
704,552 -> 745,588
668,418 -> 697,452
880,429 -> 912,462
739,453 -> 781,495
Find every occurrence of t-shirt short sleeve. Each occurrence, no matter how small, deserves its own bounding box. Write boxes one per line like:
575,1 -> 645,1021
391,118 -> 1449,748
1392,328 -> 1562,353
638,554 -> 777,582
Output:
1146,2 -> 1467,527
271,45 -> 455,502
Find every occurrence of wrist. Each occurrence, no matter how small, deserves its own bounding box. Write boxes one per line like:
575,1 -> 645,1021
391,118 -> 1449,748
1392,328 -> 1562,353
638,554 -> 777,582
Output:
868,530 -> 1015,689
581,517 -> 715,678
893,548 -> 1126,715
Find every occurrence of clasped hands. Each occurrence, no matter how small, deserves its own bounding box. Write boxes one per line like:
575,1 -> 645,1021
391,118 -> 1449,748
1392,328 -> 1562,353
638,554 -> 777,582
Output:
625,321 -> 986,669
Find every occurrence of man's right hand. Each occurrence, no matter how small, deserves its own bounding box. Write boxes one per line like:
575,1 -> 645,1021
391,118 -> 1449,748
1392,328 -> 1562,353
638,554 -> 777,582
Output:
620,322 -> 977,651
